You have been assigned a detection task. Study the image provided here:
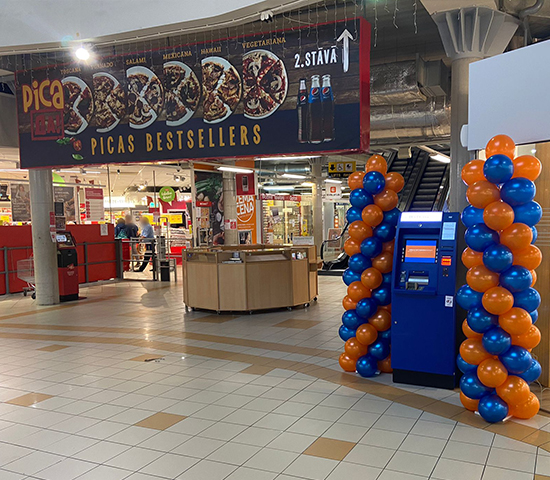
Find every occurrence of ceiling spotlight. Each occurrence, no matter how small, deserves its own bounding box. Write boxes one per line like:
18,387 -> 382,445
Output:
175,175 -> 180,182
74,47 -> 90,61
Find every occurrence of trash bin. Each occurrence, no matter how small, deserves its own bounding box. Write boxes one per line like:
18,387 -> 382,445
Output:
160,260 -> 170,281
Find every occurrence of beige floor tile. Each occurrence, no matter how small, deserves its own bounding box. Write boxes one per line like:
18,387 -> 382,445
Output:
6,392 -> 53,407
134,412 -> 187,430
273,319 -> 321,329
303,437 -> 356,461
192,314 -> 240,323
240,365 -> 274,375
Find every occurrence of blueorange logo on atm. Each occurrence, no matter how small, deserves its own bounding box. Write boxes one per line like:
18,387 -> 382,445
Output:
21,79 -> 64,141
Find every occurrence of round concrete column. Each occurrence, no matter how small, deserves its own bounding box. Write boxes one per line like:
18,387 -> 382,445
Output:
223,171 -> 238,246
29,168 -> 59,305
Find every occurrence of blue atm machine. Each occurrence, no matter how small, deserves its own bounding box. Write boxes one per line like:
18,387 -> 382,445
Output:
391,212 -> 465,389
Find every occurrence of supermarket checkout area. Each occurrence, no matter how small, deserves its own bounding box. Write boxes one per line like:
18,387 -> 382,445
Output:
183,245 -> 318,313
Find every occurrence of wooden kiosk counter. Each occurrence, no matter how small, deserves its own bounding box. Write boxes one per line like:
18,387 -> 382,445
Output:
183,245 -> 318,313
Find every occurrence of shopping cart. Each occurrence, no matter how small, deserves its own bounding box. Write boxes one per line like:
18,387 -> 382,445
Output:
17,257 -> 36,299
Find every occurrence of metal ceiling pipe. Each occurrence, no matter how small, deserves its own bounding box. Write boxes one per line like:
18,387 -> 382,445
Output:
255,164 -> 311,175
371,97 -> 450,131
518,0 -> 545,45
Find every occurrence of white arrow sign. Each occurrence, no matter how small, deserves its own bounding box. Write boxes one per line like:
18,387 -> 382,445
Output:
337,29 -> 354,73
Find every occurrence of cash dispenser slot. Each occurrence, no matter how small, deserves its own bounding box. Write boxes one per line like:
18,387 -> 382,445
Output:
406,273 -> 429,290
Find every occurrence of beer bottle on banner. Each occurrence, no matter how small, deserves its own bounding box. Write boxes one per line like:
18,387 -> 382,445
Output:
321,74 -> 334,142
297,78 -> 308,143
308,75 -> 323,144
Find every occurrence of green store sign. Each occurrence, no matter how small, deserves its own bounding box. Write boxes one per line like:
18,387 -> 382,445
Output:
159,186 -> 176,203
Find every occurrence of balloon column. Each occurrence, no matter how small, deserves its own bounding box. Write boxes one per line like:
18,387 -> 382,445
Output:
458,135 -> 543,423
339,155 -> 404,377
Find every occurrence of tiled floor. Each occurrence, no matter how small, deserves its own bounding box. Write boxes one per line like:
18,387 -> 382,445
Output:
0,276 -> 549,480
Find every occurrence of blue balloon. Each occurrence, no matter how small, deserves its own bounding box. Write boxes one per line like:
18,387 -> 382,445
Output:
530,310 -> 539,324
467,307 -> 498,334
482,244 -> 513,273
457,285 -> 483,310
369,339 -> 390,360
350,188 -> 373,209
500,266 -> 532,293
383,208 -> 400,227
339,325 -> 356,341
500,346 -> 532,374
342,310 -> 361,330
360,237 -> 382,258
379,329 -> 391,341
482,326 -> 511,356
372,286 -> 391,306
356,354 -> 378,377
484,154 -> 514,184
348,253 -> 371,273
461,206 -> 484,228
374,223 -> 396,243
346,207 -> 363,224
457,354 -> 477,374
356,298 -> 378,319
531,226 -> 538,244
363,171 -> 386,195
514,288 -> 541,312
460,372 -> 493,400
518,359 -> 542,383
501,177 -> 536,206
382,272 -> 392,286
343,268 -> 362,286
513,201 -> 543,227
478,394 -> 509,423
465,224 -> 499,252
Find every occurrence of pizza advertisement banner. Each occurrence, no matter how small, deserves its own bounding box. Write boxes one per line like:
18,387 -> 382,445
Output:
15,18 -> 370,169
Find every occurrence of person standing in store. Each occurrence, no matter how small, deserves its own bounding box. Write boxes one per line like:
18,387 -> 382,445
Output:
114,218 -> 126,238
137,216 -> 155,272
124,215 -> 138,239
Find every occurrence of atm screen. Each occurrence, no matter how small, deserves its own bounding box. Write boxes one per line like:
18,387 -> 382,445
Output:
404,239 -> 437,263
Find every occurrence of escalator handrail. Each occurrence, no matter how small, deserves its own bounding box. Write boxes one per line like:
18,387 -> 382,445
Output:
320,222 -> 349,261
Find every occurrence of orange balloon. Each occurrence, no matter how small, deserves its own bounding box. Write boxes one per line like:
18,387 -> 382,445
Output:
378,355 -> 393,373
461,160 -> 486,186
477,358 -> 508,388
460,391 -> 480,412
380,304 -> 392,313
483,201 -> 515,231
347,281 -> 371,303
342,295 -> 357,311
499,307 -> 533,336
339,353 -> 356,372
466,181 -> 501,209
348,171 -> 366,190
369,308 -> 392,332
531,270 -> 537,287
373,189 -> 399,212
512,155 -> 542,181
356,323 -> 378,346
467,265 -> 500,293
462,319 -> 482,339
512,325 -> 541,350
486,134 -> 516,160
348,221 -> 372,242
385,172 -> 404,193
382,240 -> 395,254
365,154 -> 387,175
513,245 -> 542,270
500,223 -> 533,251
462,248 -> 484,269
344,238 -> 361,256
509,392 -> 540,419
460,338 -> 492,365
361,267 -> 383,289
482,287 -> 514,315
372,252 -> 393,274
361,204 -> 384,227
496,375 -> 530,405
345,337 -> 369,359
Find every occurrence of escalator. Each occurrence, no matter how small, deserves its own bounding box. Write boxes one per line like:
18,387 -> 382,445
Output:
320,148 -> 450,274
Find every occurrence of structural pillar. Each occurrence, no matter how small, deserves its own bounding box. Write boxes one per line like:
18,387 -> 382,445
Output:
431,7 -> 519,212
311,158 -> 323,256
223,171 -> 238,246
28,168 -> 59,305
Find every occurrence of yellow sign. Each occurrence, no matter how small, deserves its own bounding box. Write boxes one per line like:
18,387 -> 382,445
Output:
167,214 -> 183,224
328,161 -> 356,178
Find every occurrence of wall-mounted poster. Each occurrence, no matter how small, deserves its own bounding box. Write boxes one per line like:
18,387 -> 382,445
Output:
10,183 -> 31,222
53,186 -> 76,222
15,18 -> 370,169
237,195 -> 257,244
194,170 -> 224,245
